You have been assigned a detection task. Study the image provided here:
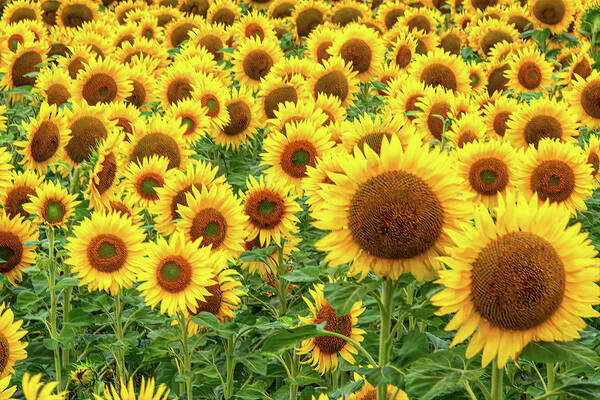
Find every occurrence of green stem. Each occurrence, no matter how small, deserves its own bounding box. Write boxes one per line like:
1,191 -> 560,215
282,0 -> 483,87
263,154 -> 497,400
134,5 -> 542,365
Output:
546,363 -> 555,400
114,290 -> 126,384
377,278 -> 395,400
224,337 -> 236,399
464,381 -> 478,400
177,313 -> 193,400
491,361 -> 503,400
62,287 -> 71,369
289,351 -> 299,400
47,228 -> 62,389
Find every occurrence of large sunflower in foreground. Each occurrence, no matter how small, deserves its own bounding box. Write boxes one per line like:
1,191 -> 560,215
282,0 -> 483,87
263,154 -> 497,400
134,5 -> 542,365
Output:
137,231 -> 216,316
504,98 -> 577,149
432,191 -> 600,368
23,180 -> 79,229
240,174 -> 301,247
454,139 -> 518,208
261,120 -> 335,194
22,373 -> 65,399
0,305 -> 27,377
514,138 -> 594,214
94,377 -> 168,400
176,184 -> 248,260
313,135 -> 471,281
504,45 -> 553,93
0,211 -> 37,285
65,211 -> 146,295
297,284 -> 365,374
564,70 -> 600,128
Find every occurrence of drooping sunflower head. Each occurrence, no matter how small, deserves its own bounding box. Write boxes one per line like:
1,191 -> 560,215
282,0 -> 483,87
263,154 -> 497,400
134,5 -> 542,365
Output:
557,45 -> 593,87
432,190 -> 600,368
341,113 -> 419,155
23,180 -> 79,228
309,56 -> 360,108
515,138 -> 594,214
268,0 -> 295,20
297,284 -> 366,375
163,14 -> 203,49
504,4 -> 534,33
124,56 -> 159,109
408,48 -> 470,93
105,100 -> 140,140
386,76 -> 427,124
485,60 -> 510,95
233,35 -> 283,91
0,305 -> 28,378
267,56 -> 314,83
267,97 -> 328,133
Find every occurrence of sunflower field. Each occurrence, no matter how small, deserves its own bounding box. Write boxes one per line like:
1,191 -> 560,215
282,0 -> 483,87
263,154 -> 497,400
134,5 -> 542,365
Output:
0,0 -> 599,399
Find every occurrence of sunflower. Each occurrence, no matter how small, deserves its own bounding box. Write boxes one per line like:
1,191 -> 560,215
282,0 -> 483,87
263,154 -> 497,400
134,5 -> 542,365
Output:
486,61 -> 510,95
16,102 -> 70,174
188,266 -> 244,333
267,56 -> 314,82
65,210 -> 145,294
292,0 -> 328,38
390,31 -> 418,70
483,95 -> 519,138
297,284 -> 366,374
503,4 -> 533,33
387,77 -> 427,124
127,115 -> 189,171
57,45 -> 92,79
261,120 -> 335,193
207,0 -> 239,27
232,36 -> 283,91
267,99 -> 328,133
304,150 -> 347,211
124,57 -> 158,109
162,14 -> 203,49
35,67 -> 72,106
73,57 -> 133,106
176,43 -> 228,83
450,92 -> 479,120
176,184 -> 247,259
514,138 -> 594,214
305,23 -> 337,64
529,0 -> 577,34
69,29 -> 112,60
564,70 -> 600,128
347,373 -> 407,400
341,114 -> 418,155
94,377 -> 169,400
0,21 -> 36,53
207,86 -> 261,150
376,1 -> 405,30
123,155 -> 172,208
2,0 -> 41,24
112,38 -> 169,71
259,74 -> 309,121
232,10 -> 277,42
187,22 -> 227,61
0,210 -> 36,284
56,0 -> 97,28
136,14 -> 162,42
432,190 -> 599,368
178,0 -> 210,17
268,0 -> 295,20
446,114 -> 487,148
584,134 -> 600,185
330,1 -> 369,27
151,161 -> 229,236
102,189 -> 139,222
242,234 -> 300,278
0,305 -> 27,378
314,93 -> 346,126
408,48 -> 470,93
192,74 -> 231,128
87,131 -> 125,209
240,174 -> 301,247
400,7 -> 440,35
152,5 -> 183,27
23,180 -> 79,228
0,42 -> 47,97
111,24 -> 137,49
415,86 -> 454,142
467,62 -> 487,91
308,56 -> 360,108
470,18 -> 519,58
0,375 -> 15,399
313,134 -> 472,281
504,98 -> 577,149
166,99 -> 210,145
20,373 -> 65,400
113,0 -> 146,24
439,27 -> 466,56
557,46 -> 593,87
1,171 -> 43,219
156,63 -> 198,109
327,23 -> 385,82
505,46 -> 553,94
105,101 -> 140,140
64,102 -> 116,166
137,231 -> 216,316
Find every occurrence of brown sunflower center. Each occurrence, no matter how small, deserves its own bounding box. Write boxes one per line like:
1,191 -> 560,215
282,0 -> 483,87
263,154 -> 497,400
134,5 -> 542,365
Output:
523,115 -> 562,147
532,0 -> 565,25
166,78 -> 192,105
0,232 -> 23,273
492,111 -> 510,137
316,41 -> 332,64
395,45 -> 412,68
93,152 -> 117,195
339,39 -> 372,74
137,173 -> 163,200
296,8 -> 323,37
280,140 -> 317,178
131,133 -> 181,170
426,102 -> 450,140
264,86 -> 298,119
572,59 -> 591,81
43,200 -> 66,224
587,152 -> 599,177
468,157 -> 509,196
481,30 -> 514,56
190,208 -> 227,249
170,23 -> 196,47
169,184 -> 201,220
45,84 -> 70,106
157,256 -> 192,293
11,51 -> 42,87
407,15 -> 431,33
456,131 -> 477,148
5,186 -> 34,218
223,100 -> 251,136
126,80 -> 146,108
87,234 -> 128,273
198,34 -> 224,61
313,302 -> 352,354
272,2 -> 294,19
384,9 -> 404,29
242,50 -> 274,82
471,232 -> 565,330
61,4 -> 94,28
30,121 -> 60,163
211,8 -> 235,26
517,62 -> 542,90
420,64 -> 457,91
508,16 -> 532,33
68,56 -> 87,79
487,64 -> 509,95
180,0 -> 209,16
405,94 -> 423,121
9,7 -> 36,23
191,282 -> 223,315
245,189 -> 285,229
333,7 -> 362,26
356,132 -> 392,155
348,170 -> 444,259
441,34 -> 461,55
530,160 -> 575,203
181,117 -> 196,135
65,116 -> 108,164
314,70 -> 349,104
109,200 -> 132,218
244,23 -> 265,40
580,82 -> 600,119
0,334 -> 9,375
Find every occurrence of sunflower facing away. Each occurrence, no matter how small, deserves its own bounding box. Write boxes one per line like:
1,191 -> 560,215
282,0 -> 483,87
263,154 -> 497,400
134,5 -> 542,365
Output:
0,211 -> 37,285
297,284 -> 366,374
23,180 -> 79,229
137,231 -> 217,316
65,211 -> 146,295
0,305 -> 27,378
312,134 -> 471,281
94,377 -> 169,400
432,191 -> 600,368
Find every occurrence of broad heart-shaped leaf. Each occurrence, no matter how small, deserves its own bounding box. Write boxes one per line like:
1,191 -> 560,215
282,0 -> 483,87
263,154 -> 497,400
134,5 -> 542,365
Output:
520,341 -> 600,373
191,312 -> 237,338
324,281 -> 379,316
16,290 -> 41,309
281,265 -> 320,283
553,382 -> 600,399
405,347 -> 483,400
239,354 -> 268,376
393,331 -> 430,368
262,323 -> 326,353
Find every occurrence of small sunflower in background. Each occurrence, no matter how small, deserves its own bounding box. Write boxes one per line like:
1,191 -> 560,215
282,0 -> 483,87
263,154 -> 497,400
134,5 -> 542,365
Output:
445,114 -> 488,149
232,36 -> 283,90
408,48 -> 471,93
483,95 -> 519,139
137,231 -> 217,316
0,305 -> 28,378
65,211 -> 146,294
432,191 -> 600,368
94,377 -> 169,400
347,373 -> 407,400
297,284 -> 365,374
23,180 -> 79,229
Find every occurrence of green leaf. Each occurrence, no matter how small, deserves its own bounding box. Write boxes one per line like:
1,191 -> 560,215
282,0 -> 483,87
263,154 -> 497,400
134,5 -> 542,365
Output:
394,331 -> 430,368
67,309 -> 93,327
324,281 -> 378,316
55,277 -> 80,290
239,354 -> 268,376
552,383 -> 600,400
520,341 -> 600,372
17,290 -> 41,309
190,312 -> 236,338
262,323 -> 326,353
281,265 -> 320,283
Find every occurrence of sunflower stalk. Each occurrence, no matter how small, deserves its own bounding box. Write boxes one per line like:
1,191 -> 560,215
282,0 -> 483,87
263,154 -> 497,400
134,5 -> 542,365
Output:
491,361 -> 504,400
377,278 -> 396,400
177,312 -> 193,400
224,336 -> 236,399
47,227 -> 62,389
546,363 -> 555,399
113,289 -> 127,385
